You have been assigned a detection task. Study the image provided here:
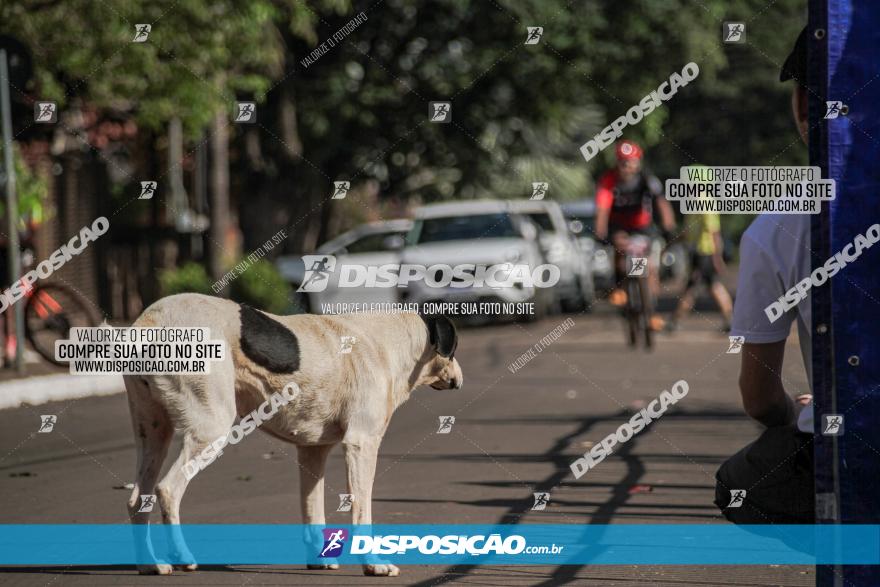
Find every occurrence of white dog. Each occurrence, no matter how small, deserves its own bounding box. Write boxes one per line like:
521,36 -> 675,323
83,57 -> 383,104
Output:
124,293 -> 462,577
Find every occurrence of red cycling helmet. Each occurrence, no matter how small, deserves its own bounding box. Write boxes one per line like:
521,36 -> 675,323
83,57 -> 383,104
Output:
615,140 -> 643,161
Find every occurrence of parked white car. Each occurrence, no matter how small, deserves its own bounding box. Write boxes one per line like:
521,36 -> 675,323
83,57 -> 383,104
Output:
276,219 -> 412,313
402,200 -> 553,321
510,200 -> 594,311
561,200 -> 615,294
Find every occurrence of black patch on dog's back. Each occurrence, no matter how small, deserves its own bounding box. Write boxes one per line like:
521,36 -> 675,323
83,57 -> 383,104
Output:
239,305 -> 300,373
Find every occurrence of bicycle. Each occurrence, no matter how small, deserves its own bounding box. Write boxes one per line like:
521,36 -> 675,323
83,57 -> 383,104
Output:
2,263 -> 101,367
622,234 -> 654,350
25,281 -> 100,365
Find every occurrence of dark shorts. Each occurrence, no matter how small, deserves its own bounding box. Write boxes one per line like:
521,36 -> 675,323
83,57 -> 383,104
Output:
715,425 -> 814,524
685,252 -> 718,288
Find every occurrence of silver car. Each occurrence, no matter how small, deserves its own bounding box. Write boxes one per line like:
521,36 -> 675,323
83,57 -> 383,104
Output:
402,200 -> 553,321
276,219 -> 412,313
511,200 -> 594,311
561,200 -> 615,295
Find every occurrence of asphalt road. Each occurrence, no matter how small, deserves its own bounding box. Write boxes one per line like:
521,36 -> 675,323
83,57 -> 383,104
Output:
0,304 -> 813,586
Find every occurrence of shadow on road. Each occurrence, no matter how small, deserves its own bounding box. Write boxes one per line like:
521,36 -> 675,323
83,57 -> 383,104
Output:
409,407 -> 748,586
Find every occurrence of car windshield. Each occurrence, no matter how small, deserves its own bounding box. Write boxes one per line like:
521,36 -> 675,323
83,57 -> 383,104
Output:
526,213 -> 555,232
416,213 -> 519,243
344,231 -> 406,254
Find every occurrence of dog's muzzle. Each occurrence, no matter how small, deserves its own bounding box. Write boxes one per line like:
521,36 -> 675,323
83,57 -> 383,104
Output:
432,377 -> 461,390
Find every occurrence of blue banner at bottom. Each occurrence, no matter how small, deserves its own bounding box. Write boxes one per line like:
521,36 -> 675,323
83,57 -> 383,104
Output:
0,524 -> 877,565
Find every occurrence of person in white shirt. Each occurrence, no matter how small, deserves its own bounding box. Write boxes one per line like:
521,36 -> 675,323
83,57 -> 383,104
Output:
730,28 -> 814,432
714,27 -> 816,524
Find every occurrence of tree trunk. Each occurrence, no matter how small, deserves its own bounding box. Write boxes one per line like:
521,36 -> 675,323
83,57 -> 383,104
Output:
208,110 -> 230,283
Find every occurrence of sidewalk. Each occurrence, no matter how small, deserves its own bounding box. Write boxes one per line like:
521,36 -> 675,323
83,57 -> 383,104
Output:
0,370 -> 124,410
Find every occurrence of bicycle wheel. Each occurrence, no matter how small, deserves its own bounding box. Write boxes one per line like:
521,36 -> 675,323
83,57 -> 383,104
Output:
637,278 -> 654,350
25,283 -> 101,365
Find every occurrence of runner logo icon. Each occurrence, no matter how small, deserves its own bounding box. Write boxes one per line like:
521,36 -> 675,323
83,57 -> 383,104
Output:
320,528 -> 348,558
429,102 -> 451,123
38,415 -> 57,433
531,182 -> 549,200
727,489 -> 746,508
824,101 -> 843,119
437,416 -> 455,434
525,27 -> 543,45
35,102 -> 57,123
723,23 -> 745,43
138,494 -> 157,513
628,257 -> 647,276
337,494 -> 354,512
727,336 -> 745,354
332,181 -> 350,199
133,24 -> 151,42
139,181 -> 157,200
823,414 -> 844,436
532,492 -> 550,510
298,255 -> 337,292
235,102 -> 256,123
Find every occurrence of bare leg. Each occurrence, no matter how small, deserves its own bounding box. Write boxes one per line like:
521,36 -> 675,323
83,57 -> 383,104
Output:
672,286 -> 695,323
711,281 -> 734,326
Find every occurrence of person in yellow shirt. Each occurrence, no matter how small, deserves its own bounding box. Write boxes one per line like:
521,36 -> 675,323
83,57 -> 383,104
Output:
667,182 -> 733,332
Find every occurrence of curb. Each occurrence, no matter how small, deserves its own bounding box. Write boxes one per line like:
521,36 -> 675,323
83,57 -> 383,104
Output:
0,373 -> 125,411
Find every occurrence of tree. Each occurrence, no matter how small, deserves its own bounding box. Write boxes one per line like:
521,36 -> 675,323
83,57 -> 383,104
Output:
238,0 -> 803,250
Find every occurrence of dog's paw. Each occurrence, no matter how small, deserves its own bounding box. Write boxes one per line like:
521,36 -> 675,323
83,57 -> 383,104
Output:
169,550 -> 197,571
307,562 -> 340,570
138,563 -> 173,575
363,562 -> 400,577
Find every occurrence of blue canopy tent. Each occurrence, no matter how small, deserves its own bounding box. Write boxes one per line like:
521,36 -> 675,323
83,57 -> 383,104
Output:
811,0 -> 880,584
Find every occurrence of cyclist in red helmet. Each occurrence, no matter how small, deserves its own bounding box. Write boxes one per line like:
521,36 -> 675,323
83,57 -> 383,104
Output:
594,140 -> 676,330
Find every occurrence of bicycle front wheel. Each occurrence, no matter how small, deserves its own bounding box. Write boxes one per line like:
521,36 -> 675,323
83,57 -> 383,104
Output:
25,283 -> 101,365
637,278 -> 654,350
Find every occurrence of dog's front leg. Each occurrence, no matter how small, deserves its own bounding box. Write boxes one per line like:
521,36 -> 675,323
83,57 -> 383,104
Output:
343,436 -> 399,577
297,444 -> 338,570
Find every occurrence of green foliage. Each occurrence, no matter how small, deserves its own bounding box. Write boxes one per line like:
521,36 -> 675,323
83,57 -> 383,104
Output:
2,0 -> 344,136
4,0 -> 806,245
158,262 -> 213,296
0,144 -> 49,225
229,259 -> 291,314
278,0 -> 805,209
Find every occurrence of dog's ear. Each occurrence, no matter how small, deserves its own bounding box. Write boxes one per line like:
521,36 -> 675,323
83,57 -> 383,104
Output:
422,315 -> 458,358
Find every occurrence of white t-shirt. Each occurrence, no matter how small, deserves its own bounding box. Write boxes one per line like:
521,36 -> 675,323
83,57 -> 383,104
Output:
730,214 -> 813,432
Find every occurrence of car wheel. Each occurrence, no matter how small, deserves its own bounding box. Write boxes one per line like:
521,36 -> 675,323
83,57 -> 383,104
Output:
561,280 -> 589,313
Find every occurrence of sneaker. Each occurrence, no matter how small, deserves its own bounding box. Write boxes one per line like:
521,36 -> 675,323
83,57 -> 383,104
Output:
608,289 -> 628,307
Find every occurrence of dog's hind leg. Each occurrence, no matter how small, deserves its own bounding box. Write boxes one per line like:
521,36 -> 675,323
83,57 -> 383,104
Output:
298,444 -> 338,570
124,375 -> 174,575
155,376 -> 237,573
343,436 -> 399,577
